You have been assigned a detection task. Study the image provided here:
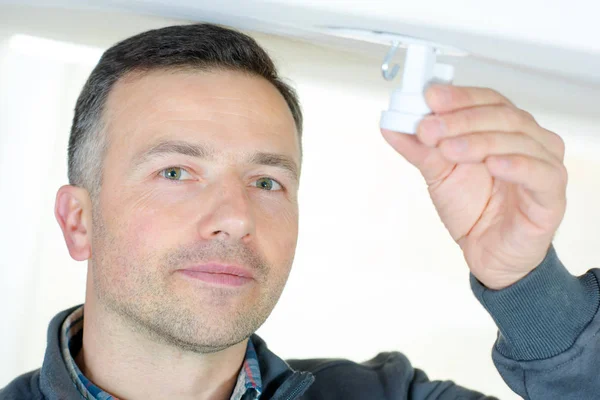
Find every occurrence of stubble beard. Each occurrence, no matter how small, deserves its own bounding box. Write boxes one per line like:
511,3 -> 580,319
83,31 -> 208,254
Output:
89,207 -> 291,354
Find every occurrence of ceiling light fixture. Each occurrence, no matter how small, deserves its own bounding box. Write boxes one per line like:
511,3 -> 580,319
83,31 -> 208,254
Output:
323,27 -> 469,134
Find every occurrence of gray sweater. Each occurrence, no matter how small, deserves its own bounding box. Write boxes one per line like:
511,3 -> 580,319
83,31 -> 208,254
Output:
2,245 -> 599,399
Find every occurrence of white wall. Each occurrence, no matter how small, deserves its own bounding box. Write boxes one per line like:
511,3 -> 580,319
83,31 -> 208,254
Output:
1,6 -> 600,400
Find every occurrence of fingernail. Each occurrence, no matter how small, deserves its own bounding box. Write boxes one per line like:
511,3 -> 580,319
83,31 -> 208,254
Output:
427,84 -> 452,105
420,117 -> 446,142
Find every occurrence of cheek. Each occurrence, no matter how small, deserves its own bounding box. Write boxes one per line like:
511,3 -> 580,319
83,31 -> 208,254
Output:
255,200 -> 298,264
120,187 -> 192,246
96,217 -> 165,297
124,211 -> 182,256
95,185 -> 192,287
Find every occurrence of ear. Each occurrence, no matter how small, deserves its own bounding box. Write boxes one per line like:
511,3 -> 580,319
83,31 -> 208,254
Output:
54,185 -> 93,261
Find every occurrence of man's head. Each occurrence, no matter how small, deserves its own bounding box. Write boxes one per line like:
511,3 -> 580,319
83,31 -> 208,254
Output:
55,24 -> 302,353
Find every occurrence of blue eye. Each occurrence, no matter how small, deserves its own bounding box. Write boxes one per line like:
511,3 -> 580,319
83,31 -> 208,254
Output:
255,177 -> 282,191
160,167 -> 193,181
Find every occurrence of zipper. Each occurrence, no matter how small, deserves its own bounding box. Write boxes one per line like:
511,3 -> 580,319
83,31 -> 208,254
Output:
283,377 -> 311,400
271,371 -> 314,400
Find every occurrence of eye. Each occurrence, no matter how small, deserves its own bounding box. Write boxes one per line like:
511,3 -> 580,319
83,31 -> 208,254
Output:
159,167 -> 193,181
254,177 -> 282,191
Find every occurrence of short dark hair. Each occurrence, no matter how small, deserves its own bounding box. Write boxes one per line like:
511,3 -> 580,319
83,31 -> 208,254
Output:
67,23 -> 302,197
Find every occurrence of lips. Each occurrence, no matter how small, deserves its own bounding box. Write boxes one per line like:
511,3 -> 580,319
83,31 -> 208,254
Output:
176,263 -> 254,287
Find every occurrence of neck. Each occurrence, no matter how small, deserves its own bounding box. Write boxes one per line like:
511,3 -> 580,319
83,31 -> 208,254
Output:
75,298 -> 247,400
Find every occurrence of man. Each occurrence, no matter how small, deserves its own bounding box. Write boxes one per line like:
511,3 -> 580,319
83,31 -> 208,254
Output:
1,23 -> 598,400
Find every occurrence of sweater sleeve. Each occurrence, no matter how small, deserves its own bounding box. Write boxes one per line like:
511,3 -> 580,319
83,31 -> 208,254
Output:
470,245 -> 600,399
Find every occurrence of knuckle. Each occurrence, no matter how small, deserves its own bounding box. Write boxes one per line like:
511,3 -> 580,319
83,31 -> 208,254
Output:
504,106 -> 526,126
530,134 -> 547,152
557,164 -> 569,185
521,110 -> 536,122
553,132 -> 566,159
481,87 -> 502,102
484,87 -> 513,106
476,87 -> 496,102
483,87 -> 498,96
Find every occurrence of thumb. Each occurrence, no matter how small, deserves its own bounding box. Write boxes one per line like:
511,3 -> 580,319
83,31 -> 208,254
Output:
381,128 -> 452,182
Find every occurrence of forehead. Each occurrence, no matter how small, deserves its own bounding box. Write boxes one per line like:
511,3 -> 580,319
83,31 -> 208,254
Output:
102,69 -> 299,162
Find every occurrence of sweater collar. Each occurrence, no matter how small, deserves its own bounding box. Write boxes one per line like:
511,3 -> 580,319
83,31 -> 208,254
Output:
40,305 -> 313,400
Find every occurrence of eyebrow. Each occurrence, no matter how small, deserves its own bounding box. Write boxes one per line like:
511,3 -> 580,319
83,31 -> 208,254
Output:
132,140 -> 299,182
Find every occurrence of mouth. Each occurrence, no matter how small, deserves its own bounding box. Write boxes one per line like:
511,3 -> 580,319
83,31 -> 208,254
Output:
176,263 -> 255,287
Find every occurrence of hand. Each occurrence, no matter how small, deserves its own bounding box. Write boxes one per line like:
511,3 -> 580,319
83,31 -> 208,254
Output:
381,85 -> 568,290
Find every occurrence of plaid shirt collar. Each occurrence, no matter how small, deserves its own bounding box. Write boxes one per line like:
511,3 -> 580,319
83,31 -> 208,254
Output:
60,306 -> 262,400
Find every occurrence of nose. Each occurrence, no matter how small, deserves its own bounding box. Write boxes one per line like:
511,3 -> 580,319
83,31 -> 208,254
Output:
197,179 -> 255,243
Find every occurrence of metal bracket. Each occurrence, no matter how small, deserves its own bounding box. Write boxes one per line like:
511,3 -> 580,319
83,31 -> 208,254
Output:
381,41 -> 401,81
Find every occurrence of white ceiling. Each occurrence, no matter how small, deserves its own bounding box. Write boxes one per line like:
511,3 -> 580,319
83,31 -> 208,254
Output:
1,0 -> 599,117
5,0 -> 597,84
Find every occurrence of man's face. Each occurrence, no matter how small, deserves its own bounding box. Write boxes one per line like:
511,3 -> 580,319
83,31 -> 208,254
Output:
91,69 -> 301,352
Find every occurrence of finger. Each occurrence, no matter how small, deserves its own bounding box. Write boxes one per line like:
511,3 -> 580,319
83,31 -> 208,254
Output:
485,155 -> 568,208
425,85 -> 514,114
417,105 -> 565,161
418,104 -> 535,143
381,128 -> 431,168
380,129 -> 455,185
438,132 -> 558,165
